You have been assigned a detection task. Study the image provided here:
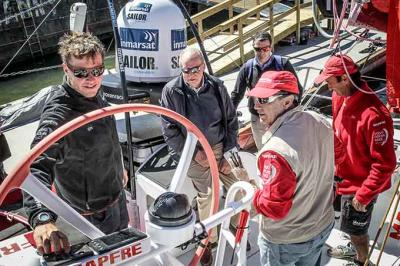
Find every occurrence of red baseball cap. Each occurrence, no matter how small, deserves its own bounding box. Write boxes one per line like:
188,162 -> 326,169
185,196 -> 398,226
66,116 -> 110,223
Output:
314,54 -> 359,84
246,71 -> 299,98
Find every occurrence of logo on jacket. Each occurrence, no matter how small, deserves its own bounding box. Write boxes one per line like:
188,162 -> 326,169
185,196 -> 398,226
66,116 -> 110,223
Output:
373,128 -> 388,146
171,29 -> 187,51
262,163 -> 277,183
120,28 -> 159,51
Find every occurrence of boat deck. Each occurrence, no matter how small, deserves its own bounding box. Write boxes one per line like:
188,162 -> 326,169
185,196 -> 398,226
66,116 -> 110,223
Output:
2,33 -> 398,266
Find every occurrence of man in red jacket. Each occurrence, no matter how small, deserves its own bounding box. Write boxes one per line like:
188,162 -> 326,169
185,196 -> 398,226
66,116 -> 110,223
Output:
315,54 -> 397,266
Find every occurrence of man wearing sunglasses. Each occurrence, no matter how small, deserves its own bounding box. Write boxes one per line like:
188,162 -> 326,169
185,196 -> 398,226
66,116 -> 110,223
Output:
314,55 -> 396,266
231,31 -> 302,150
24,32 -> 129,256
249,71 -> 334,266
160,47 -> 241,266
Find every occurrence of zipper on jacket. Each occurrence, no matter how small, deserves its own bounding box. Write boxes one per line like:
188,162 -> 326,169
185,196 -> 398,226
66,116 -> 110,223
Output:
85,168 -> 89,210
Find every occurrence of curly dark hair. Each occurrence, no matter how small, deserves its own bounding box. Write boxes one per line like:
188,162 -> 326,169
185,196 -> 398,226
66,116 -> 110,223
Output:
58,31 -> 105,64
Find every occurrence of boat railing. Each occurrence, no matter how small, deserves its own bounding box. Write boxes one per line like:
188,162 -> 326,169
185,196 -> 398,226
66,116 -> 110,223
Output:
188,0 -> 312,65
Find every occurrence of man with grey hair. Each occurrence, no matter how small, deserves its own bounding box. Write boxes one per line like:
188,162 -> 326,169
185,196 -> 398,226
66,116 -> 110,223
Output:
24,32 -> 128,255
160,47 -> 240,265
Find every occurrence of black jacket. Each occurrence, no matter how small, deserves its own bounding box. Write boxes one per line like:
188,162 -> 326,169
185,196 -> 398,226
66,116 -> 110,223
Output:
24,81 -> 124,226
231,56 -> 303,115
160,73 -> 238,156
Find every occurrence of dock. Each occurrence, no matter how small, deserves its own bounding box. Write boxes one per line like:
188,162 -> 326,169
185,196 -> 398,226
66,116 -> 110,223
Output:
187,0 -> 314,75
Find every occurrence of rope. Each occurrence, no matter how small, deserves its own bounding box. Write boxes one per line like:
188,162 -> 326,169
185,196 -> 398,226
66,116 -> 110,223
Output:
336,41 -> 386,95
0,0 -> 56,25
330,0 -> 349,48
0,65 -> 61,78
0,0 -> 62,77
332,0 -> 386,44
325,0 -> 387,96
0,54 -> 116,78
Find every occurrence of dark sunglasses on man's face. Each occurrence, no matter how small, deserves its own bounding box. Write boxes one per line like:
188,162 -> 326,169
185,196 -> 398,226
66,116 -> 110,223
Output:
253,46 -> 271,52
66,62 -> 105,79
181,65 -> 202,74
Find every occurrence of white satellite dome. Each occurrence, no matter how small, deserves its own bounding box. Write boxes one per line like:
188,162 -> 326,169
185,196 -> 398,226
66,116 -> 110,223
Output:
117,0 -> 187,83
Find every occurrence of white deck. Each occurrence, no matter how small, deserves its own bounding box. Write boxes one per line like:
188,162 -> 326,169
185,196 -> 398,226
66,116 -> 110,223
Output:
3,33 -> 400,266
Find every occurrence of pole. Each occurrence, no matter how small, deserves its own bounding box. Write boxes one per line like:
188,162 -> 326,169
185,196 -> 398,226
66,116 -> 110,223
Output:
365,174 -> 400,265
106,0 -> 140,228
171,0 -> 213,75
376,186 -> 400,265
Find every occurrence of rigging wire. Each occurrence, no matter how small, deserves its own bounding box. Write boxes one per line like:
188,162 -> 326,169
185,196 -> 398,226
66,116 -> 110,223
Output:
330,0 -> 349,48
0,54 -> 116,79
301,83 -> 323,110
335,39 -> 386,95
312,0 -> 386,44
0,0 -> 63,77
331,0 -> 386,44
322,0 -> 388,96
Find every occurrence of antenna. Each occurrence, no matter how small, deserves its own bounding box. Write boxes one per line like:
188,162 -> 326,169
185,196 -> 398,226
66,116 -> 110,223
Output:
70,3 -> 87,32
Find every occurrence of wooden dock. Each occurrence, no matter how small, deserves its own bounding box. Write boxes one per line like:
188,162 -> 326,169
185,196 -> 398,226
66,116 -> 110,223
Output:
188,0 -> 315,75
209,0 -> 273,10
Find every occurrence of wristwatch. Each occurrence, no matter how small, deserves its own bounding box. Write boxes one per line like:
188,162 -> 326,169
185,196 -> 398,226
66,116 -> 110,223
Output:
32,211 -> 55,228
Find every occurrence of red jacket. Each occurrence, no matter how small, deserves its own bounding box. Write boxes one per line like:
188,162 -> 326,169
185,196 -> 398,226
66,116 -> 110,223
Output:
253,150 -> 296,220
332,82 -> 396,205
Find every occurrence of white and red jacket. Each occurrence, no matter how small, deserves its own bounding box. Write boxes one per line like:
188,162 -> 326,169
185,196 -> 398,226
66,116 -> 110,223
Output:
332,82 -> 396,205
253,107 -> 334,244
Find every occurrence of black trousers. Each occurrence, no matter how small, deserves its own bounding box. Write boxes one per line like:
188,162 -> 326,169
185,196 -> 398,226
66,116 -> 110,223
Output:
84,192 -> 129,234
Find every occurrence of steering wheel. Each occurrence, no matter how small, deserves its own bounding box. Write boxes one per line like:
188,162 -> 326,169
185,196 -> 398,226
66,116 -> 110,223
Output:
0,104 -> 219,265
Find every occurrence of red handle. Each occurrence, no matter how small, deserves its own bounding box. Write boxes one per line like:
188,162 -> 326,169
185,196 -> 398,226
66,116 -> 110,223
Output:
235,210 -> 250,243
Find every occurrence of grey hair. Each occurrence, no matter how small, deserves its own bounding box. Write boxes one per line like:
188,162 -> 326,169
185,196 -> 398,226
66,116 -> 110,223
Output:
179,47 -> 204,67
283,94 -> 299,107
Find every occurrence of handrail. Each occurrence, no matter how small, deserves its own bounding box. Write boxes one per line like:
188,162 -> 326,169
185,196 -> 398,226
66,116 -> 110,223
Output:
187,0 -> 277,46
221,2 -> 312,53
190,0 -> 242,26
186,0 -> 314,72
219,0 -> 277,28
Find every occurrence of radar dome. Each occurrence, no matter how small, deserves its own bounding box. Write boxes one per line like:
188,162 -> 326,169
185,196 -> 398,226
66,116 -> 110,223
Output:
117,0 -> 187,83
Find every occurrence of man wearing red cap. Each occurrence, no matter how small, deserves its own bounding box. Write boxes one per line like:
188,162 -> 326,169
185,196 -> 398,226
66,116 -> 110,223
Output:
314,54 -> 396,266
250,70 -> 334,266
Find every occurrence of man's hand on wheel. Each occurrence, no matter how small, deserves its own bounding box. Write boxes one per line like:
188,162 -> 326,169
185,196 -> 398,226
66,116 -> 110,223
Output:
33,223 -> 70,255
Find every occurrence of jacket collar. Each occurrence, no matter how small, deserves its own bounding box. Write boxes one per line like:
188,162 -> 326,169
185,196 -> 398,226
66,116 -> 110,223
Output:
61,75 -> 100,101
253,54 -> 274,71
170,72 -> 221,93
344,81 -> 371,109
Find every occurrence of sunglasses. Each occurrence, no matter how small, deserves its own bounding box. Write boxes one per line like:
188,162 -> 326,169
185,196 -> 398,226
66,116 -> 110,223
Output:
66,62 -> 105,79
181,65 -> 202,74
253,46 -> 271,52
256,93 -> 290,104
